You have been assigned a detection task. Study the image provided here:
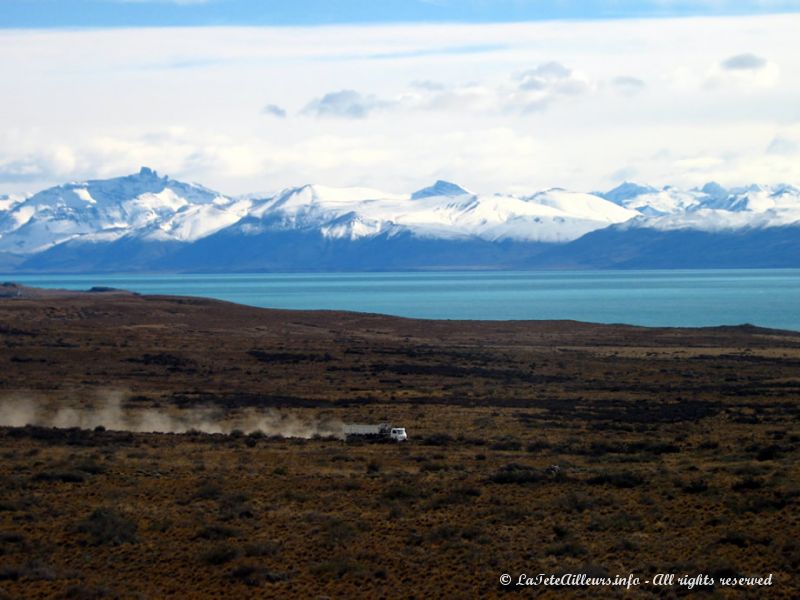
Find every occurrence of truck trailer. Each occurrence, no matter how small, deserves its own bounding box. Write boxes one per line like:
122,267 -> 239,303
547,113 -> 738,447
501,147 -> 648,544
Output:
343,423 -> 408,442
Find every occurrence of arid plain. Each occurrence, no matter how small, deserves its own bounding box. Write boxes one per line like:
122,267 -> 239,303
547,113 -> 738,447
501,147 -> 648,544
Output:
0,284 -> 798,599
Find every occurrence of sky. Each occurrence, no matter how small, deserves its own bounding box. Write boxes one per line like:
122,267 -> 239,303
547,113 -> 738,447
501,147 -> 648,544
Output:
1,1 -> 799,196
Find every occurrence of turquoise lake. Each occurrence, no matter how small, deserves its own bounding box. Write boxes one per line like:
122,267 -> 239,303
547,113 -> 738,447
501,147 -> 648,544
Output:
5,270 -> 800,331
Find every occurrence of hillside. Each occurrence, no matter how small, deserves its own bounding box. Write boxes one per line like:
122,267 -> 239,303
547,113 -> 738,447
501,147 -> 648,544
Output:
0,287 -> 798,597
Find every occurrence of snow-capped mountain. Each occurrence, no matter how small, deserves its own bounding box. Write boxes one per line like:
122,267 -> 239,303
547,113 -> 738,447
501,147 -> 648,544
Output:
0,169 -> 638,253
1,169 -> 798,272
601,181 -> 800,227
0,167 -> 238,254
237,182 -> 639,244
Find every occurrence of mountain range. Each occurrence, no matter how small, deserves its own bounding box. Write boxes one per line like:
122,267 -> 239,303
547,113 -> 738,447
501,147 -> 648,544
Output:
0,167 -> 798,272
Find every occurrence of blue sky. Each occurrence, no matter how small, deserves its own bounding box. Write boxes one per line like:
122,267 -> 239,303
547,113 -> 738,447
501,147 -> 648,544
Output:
3,0 -> 800,28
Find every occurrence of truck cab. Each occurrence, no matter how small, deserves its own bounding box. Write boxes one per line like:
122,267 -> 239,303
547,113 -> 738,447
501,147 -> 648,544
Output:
389,427 -> 408,442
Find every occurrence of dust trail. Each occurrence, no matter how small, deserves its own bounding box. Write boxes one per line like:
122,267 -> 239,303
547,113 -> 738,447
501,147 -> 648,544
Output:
0,393 -> 344,439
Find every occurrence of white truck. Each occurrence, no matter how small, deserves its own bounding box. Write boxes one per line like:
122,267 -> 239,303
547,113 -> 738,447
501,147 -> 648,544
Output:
343,423 -> 408,442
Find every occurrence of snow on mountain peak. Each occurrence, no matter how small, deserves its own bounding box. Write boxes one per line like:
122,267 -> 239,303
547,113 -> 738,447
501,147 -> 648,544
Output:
0,169 -> 229,253
525,189 -> 639,223
699,181 -> 728,199
1,171 -> 798,258
411,180 -> 471,200
599,182 -> 659,204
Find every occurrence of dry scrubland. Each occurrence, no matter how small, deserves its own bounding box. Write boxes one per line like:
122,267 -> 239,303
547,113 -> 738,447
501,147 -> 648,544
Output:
0,284 -> 799,599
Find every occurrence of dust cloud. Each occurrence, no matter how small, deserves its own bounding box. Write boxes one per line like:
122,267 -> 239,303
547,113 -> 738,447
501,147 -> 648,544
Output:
0,393 -> 344,439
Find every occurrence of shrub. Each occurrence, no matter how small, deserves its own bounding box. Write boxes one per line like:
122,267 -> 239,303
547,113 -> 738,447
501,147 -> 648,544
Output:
552,525 -> 570,539
586,471 -> 645,489
426,486 -> 480,509
546,541 -> 587,557
526,441 -> 551,453
490,439 -> 522,451
755,445 -> 782,461
202,543 -> 240,565
717,531 -> 748,548
558,491 -> 598,513
33,470 -> 86,484
244,541 -> 280,557
382,484 -> 422,501
314,517 -> 359,546
681,478 -> 709,494
732,477 -> 764,492
194,481 -> 222,500
75,508 -> 137,546
427,525 -> 460,542
420,462 -> 448,473
218,493 -> 256,521
64,584 -> 112,599
230,564 -> 287,586
330,454 -> 354,463
331,479 -> 361,492
420,434 -> 454,446
75,460 -> 106,475
197,525 -> 239,540
612,537 -> 639,552
489,463 -> 546,485
311,558 -> 368,579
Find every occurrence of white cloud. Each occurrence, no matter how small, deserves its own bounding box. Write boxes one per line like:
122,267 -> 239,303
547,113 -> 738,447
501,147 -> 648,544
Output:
509,62 -> 591,112
767,136 -> 798,155
766,126 -> 800,156
721,53 -> 767,70
610,75 -> 646,96
302,90 -> 392,118
262,104 -> 287,118
298,63 -> 592,118
0,14 -> 798,195
705,53 -> 780,89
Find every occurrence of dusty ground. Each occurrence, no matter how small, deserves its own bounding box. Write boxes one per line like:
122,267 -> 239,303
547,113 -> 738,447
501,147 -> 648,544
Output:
0,283 -> 798,599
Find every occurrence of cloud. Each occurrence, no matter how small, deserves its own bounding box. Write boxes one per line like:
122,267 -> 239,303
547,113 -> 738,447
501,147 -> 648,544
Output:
410,80 -> 447,92
704,54 -> 779,89
721,53 -> 767,70
0,146 -> 78,183
1,15 -> 798,195
611,75 -> 646,96
358,44 -> 506,61
0,159 -> 49,183
302,89 -> 392,119
402,81 -> 496,112
414,63 -> 593,114
262,104 -> 287,118
510,62 -> 591,112
299,63 -> 593,119
517,62 -> 586,94
766,135 -> 798,155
